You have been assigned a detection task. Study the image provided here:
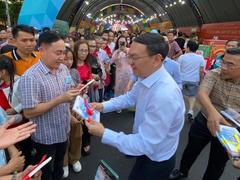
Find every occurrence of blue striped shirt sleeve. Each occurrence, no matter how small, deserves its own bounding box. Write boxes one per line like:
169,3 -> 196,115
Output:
19,75 -> 40,109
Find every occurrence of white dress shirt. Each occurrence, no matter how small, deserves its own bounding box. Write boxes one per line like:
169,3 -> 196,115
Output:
102,66 -> 185,162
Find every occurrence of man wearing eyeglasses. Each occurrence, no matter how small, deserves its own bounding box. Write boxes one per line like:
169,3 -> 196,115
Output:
169,47 -> 240,180
85,33 -> 185,180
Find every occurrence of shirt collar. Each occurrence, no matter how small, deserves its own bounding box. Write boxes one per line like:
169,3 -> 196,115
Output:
11,49 -> 37,61
140,65 -> 167,88
163,57 -> 172,64
39,60 -> 64,75
214,68 -> 240,84
220,75 -> 240,85
39,60 -> 50,75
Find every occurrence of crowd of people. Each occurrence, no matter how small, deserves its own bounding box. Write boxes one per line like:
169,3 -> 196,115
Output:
0,24 -> 240,180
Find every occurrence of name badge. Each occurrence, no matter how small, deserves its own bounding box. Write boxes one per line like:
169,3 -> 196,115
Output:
65,75 -> 72,84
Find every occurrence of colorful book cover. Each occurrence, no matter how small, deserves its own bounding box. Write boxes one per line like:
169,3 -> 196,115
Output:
73,96 -> 100,122
217,125 -> 240,158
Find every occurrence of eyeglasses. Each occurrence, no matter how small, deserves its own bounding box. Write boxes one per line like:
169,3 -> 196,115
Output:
221,59 -> 240,69
127,54 -> 154,62
78,49 -> 89,54
89,45 -> 96,48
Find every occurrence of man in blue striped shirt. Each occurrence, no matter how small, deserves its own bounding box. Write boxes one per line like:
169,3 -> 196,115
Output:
86,33 -> 185,180
19,31 -> 80,180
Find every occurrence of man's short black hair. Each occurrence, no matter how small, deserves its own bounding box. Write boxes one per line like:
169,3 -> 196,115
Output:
42,27 -> 50,32
108,30 -> 114,34
187,40 -> 199,52
38,31 -> 62,46
167,29 -> 177,36
12,24 -> 35,38
85,34 -> 97,41
102,30 -> 109,35
226,48 -> 240,56
178,32 -> 184,37
133,33 -> 169,59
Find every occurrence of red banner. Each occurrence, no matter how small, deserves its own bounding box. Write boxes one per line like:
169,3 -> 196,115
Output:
200,21 -> 240,40
178,26 -> 200,36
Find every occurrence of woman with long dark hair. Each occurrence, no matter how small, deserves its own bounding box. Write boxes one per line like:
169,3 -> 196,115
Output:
74,40 -> 99,156
0,55 -> 25,177
0,55 -> 22,117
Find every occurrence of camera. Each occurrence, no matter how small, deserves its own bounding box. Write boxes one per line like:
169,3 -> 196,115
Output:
119,41 -> 125,48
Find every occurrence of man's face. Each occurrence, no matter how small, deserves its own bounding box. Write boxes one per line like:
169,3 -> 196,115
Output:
100,38 -> 107,49
102,33 -> 108,42
167,33 -> 174,42
108,32 -> 114,42
88,40 -> 97,53
40,40 -> 65,70
221,53 -> 240,80
192,36 -> 198,42
128,42 -> 157,78
123,31 -> 129,38
95,38 -> 101,49
0,30 -> 7,40
6,28 -> 12,39
226,41 -> 239,50
14,31 -> 36,55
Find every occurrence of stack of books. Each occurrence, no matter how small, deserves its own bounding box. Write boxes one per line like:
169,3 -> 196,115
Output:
218,108 -> 240,158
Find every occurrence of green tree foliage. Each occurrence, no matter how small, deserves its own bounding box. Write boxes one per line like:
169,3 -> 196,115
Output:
0,0 -> 23,26
9,0 -> 23,25
0,1 -> 7,23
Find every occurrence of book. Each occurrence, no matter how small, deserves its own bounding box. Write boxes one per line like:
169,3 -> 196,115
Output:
216,125 -> 240,158
72,95 -> 100,122
94,160 -> 119,180
220,108 -> 240,127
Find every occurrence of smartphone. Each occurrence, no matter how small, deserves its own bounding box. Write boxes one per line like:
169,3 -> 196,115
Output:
119,41 -> 125,49
22,155 -> 52,180
94,160 -> 119,180
79,79 -> 95,92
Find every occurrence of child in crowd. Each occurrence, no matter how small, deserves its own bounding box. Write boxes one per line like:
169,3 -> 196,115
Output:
0,55 -> 25,177
0,55 -> 22,122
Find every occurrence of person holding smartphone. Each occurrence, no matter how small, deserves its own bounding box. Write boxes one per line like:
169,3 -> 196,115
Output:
19,31 -> 80,180
110,36 -> 132,113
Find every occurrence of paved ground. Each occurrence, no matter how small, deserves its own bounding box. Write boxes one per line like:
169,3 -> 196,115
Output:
68,111 -> 239,180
